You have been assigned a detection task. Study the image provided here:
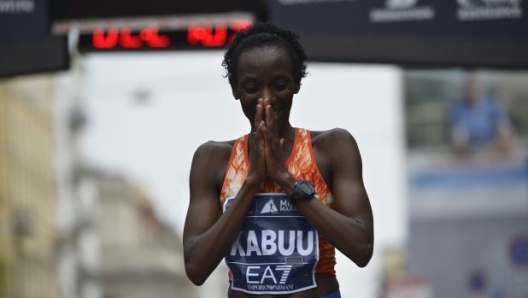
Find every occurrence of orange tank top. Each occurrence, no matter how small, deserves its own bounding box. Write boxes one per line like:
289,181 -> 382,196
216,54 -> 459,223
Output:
220,127 -> 336,275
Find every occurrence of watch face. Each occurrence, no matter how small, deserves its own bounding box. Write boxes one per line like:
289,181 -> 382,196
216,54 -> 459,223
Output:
299,181 -> 314,193
291,180 -> 315,201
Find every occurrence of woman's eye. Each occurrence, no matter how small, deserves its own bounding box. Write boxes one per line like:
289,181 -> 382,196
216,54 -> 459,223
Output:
274,84 -> 287,91
244,86 -> 258,93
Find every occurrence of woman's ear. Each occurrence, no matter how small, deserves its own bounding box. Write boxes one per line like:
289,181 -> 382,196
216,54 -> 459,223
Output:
294,83 -> 301,94
231,86 -> 239,100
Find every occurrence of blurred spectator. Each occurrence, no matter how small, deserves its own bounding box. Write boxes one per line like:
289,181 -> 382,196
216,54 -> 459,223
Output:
450,71 -> 513,158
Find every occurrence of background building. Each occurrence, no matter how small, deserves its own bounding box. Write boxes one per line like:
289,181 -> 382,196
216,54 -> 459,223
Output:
0,76 -> 60,298
54,54 -> 102,298
93,173 -> 196,298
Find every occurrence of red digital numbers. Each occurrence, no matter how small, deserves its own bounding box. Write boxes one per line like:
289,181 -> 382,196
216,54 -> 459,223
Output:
187,19 -> 252,47
92,20 -> 252,50
93,27 -> 170,49
187,24 -> 228,47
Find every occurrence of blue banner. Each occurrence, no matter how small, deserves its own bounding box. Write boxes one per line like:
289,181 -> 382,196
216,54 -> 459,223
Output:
0,0 -> 48,45
224,193 -> 319,295
271,0 -> 528,39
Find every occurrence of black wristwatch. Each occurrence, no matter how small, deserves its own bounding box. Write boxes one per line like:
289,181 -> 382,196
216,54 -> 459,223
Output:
290,179 -> 316,201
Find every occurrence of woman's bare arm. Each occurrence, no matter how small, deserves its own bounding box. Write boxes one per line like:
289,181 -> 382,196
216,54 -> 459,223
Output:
183,141 -> 261,285
293,128 -> 374,267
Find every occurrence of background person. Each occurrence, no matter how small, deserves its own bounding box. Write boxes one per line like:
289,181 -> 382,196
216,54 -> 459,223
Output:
450,71 -> 513,158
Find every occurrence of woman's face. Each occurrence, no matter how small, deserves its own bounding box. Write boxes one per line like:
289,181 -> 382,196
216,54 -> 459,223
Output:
232,45 -> 300,131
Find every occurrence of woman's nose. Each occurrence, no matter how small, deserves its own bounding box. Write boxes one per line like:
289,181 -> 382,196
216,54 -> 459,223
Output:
260,88 -> 275,102
260,88 -> 272,100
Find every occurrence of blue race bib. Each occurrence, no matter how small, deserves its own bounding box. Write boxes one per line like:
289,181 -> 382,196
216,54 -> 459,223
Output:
224,193 -> 319,295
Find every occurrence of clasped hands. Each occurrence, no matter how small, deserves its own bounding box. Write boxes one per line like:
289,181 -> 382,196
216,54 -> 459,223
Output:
248,98 -> 291,185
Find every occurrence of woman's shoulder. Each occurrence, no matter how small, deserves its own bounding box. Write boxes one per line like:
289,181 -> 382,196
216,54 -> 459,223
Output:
308,127 -> 360,159
192,139 -> 238,166
309,127 -> 355,145
195,139 -> 237,154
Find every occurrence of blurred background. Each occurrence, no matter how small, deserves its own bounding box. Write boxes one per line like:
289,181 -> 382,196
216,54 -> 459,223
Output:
1,0 -> 528,297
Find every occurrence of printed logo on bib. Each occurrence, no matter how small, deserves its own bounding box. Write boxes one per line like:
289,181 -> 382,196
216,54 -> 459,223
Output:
223,193 -> 319,295
260,199 -> 279,214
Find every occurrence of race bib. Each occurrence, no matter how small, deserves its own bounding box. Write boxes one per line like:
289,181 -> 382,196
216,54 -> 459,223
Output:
223,193 -> 319,295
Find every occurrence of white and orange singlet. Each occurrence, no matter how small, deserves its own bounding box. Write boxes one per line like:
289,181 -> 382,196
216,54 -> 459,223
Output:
220,128 -> 336,295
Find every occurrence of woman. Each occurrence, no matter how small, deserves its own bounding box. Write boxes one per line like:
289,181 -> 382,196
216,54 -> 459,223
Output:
183,22 -> 374,298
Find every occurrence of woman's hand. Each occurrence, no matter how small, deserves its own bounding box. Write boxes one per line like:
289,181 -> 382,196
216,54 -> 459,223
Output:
247,98 -> 268,184
260,98 -> 290,184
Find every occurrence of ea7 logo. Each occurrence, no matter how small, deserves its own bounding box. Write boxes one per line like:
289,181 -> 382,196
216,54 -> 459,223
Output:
386,0 -> 418,9
246,265 -> 293,285
276,265 -> 292,284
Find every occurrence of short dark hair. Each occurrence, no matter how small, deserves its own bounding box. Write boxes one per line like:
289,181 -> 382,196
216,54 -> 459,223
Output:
222,22 -> 308,87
